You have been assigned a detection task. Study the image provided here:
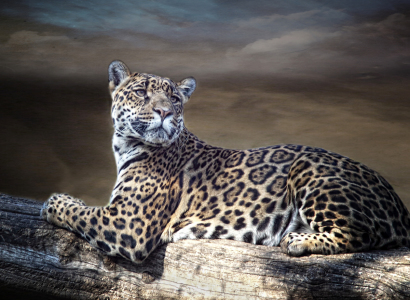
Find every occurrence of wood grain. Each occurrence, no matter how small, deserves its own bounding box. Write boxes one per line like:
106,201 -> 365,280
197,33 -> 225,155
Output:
1,194 -> 410,299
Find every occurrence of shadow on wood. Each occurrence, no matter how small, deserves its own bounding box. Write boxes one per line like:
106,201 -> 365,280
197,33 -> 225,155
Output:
0,193 -> 409,299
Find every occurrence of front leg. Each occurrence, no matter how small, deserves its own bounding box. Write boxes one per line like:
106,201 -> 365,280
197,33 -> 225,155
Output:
41,193 -> 87,230
41,193 -> 154,263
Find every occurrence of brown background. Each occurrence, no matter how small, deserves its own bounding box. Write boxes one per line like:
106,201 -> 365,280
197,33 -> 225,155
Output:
0,1 -> 409,208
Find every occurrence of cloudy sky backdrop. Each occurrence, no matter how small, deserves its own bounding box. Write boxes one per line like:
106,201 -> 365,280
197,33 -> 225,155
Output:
1,0 -> 409,207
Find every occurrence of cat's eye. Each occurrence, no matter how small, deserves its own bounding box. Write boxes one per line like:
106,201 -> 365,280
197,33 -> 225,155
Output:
134,89 -> 146,97
170,95 -> 179,102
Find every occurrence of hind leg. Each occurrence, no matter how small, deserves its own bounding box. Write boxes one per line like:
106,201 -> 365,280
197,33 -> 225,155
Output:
280,152 -> 381,256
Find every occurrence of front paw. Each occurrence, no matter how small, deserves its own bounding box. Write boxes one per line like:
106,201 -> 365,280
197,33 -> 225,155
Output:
41,193 -> 58,221
41,193 -> 85,227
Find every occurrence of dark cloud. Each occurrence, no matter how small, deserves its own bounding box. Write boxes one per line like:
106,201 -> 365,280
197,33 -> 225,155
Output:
1,0 -> 408,43
1,1 -> 409,80
225,12 -> 410,80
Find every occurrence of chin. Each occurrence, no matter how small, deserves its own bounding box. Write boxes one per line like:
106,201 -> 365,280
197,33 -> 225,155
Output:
145,129 -> 175,147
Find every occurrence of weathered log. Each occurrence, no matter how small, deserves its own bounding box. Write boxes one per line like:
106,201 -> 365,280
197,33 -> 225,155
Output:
0,193 -> 410,300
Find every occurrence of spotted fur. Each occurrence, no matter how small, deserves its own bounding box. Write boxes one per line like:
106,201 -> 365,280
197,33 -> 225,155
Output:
41,60 -> 410,262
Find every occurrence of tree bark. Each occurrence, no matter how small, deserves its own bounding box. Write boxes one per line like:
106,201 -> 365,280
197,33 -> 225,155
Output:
0,194 -> 410,300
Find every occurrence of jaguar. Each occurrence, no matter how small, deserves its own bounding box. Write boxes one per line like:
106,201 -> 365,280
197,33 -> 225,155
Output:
41,60 -> 410,262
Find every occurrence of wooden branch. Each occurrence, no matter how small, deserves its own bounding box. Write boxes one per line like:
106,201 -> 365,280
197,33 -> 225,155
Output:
1,194 -> 410,299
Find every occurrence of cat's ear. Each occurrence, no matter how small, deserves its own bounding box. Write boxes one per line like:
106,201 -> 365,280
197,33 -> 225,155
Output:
108,60 -> 131,94
177,77 -> 196,104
